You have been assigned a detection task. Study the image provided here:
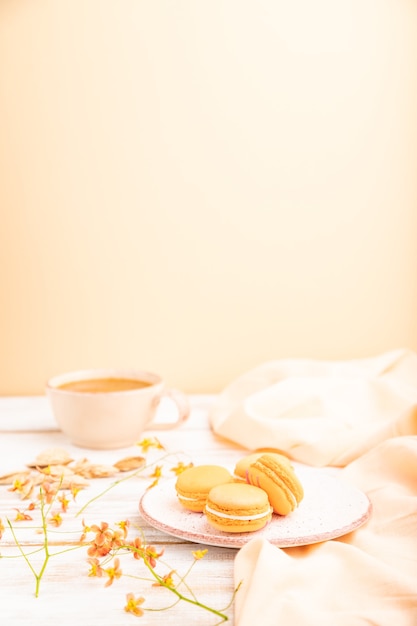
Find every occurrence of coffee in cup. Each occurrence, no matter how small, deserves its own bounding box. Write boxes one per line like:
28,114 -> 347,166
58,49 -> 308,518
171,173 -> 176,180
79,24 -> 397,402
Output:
46,368 -> 190,449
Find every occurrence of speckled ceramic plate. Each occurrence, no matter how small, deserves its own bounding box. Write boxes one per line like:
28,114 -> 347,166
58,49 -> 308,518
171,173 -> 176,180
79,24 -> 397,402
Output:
139,464 -> 372,549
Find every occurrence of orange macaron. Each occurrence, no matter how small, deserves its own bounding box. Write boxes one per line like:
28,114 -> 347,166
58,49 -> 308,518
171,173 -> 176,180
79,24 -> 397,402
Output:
246,453 -> 304,515
175,465 -> 233,512
204,482 -> 272,533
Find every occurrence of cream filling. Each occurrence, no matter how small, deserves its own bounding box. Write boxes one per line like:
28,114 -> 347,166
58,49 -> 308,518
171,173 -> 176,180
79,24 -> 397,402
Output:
178,494 -> 200,502
205,505 -> 272,521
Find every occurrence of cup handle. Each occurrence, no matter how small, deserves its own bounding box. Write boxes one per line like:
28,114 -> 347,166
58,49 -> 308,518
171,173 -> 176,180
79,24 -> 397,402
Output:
150,388 -> 190,430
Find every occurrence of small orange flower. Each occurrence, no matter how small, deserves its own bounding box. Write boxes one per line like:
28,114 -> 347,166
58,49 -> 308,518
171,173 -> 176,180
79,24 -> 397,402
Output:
129,537 -> 144,560
87,541 -> 111,558
80,519 -> 92,543
91,521 -> 111,540
149,465 -> 163,479
90,521 -> 113,551
39,481 -> 57,504
70,484 -> 81,500
137,437 -> 165,452
0,518 -> 5,539
192,549 -> 208,560
91,521 -> 113,545
87,522 -> 124,557
9,478 -> 30,494
147,465 -> 163,489
116,519 -> 130,539
153,570 -> 176,588
170,461 -> 193,476
48,511 -> 63,527
58,493 -> 70,513
124,593 -> 145,617
104,557 -> 122,587
87,557 -> 104,578
110,529 -> 124,550
143,545 -> 164,568
146,477 -> 160,490
13,508 -> 33,521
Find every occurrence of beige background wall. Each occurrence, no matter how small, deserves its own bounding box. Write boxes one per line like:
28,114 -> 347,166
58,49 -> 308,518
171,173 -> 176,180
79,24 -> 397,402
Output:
1,0 -> 417,395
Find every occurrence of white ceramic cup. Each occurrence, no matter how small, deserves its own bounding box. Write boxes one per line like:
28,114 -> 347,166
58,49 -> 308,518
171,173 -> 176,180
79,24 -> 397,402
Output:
46,368 -> 190,449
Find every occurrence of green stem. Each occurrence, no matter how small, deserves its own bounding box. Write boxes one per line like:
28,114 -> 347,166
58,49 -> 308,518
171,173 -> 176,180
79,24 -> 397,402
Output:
6,519 -> 39,579
75,452 -> 180,517
5,485 -> 59,597
44,544 -> 85,558
0,546 -> 45,559
141,552 -> 229,622
173,559 -> 199,601
34,492 -> 50,597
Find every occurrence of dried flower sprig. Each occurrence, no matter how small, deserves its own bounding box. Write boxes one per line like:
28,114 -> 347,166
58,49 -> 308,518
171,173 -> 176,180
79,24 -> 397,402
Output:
75,445 -> 192,517
5,478 -> 68,597
83,521 -> 236,622
0,439 -> 239,622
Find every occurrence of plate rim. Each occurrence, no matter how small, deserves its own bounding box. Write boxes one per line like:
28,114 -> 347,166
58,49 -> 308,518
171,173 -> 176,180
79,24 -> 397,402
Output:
138,471 -> 372,549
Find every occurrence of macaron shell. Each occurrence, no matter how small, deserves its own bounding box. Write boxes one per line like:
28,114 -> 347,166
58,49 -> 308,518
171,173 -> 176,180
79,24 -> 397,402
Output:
247,454 -> 304,515
204,514 -> 270,533
177,494 -> 206,513
205,483 -> 272,533
255,447 -> 292,457
175,465 -> 233,512
247,466 -> 294,515
234,451 -> 292,481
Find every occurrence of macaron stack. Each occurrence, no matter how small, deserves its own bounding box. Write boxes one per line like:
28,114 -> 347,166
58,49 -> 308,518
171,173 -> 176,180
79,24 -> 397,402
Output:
174,451 -> 304,534
205,482 -> 273,533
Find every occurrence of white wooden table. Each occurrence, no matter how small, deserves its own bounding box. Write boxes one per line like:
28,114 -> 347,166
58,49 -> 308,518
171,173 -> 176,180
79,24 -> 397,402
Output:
0,395 -> 247,625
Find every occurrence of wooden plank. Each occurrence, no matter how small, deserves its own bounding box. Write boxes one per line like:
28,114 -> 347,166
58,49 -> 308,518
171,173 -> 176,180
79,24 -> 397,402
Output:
0,543 -> 237,626
0,396 -> 243,625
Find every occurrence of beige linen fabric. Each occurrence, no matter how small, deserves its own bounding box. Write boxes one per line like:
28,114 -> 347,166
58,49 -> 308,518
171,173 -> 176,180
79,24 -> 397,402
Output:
209,349 -> 417,466
210,351 -> 417,624
233,436 -> 417,626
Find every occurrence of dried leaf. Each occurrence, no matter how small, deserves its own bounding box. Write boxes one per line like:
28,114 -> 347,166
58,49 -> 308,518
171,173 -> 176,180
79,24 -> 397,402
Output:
0,470 -> 31,485
18,478 -> 36,500
75,463 -> 120,479
113,456 -> 146,472
37,464 -> 75,478
70,458 -> 91,472
31,473 -> 46,486
28,447 -> 73,468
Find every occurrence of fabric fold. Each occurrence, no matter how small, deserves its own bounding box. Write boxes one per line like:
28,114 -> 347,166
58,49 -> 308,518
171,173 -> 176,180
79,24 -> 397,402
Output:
215,352 -> 417,624
209,349 -> 417,466
234,436 -> 417,626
